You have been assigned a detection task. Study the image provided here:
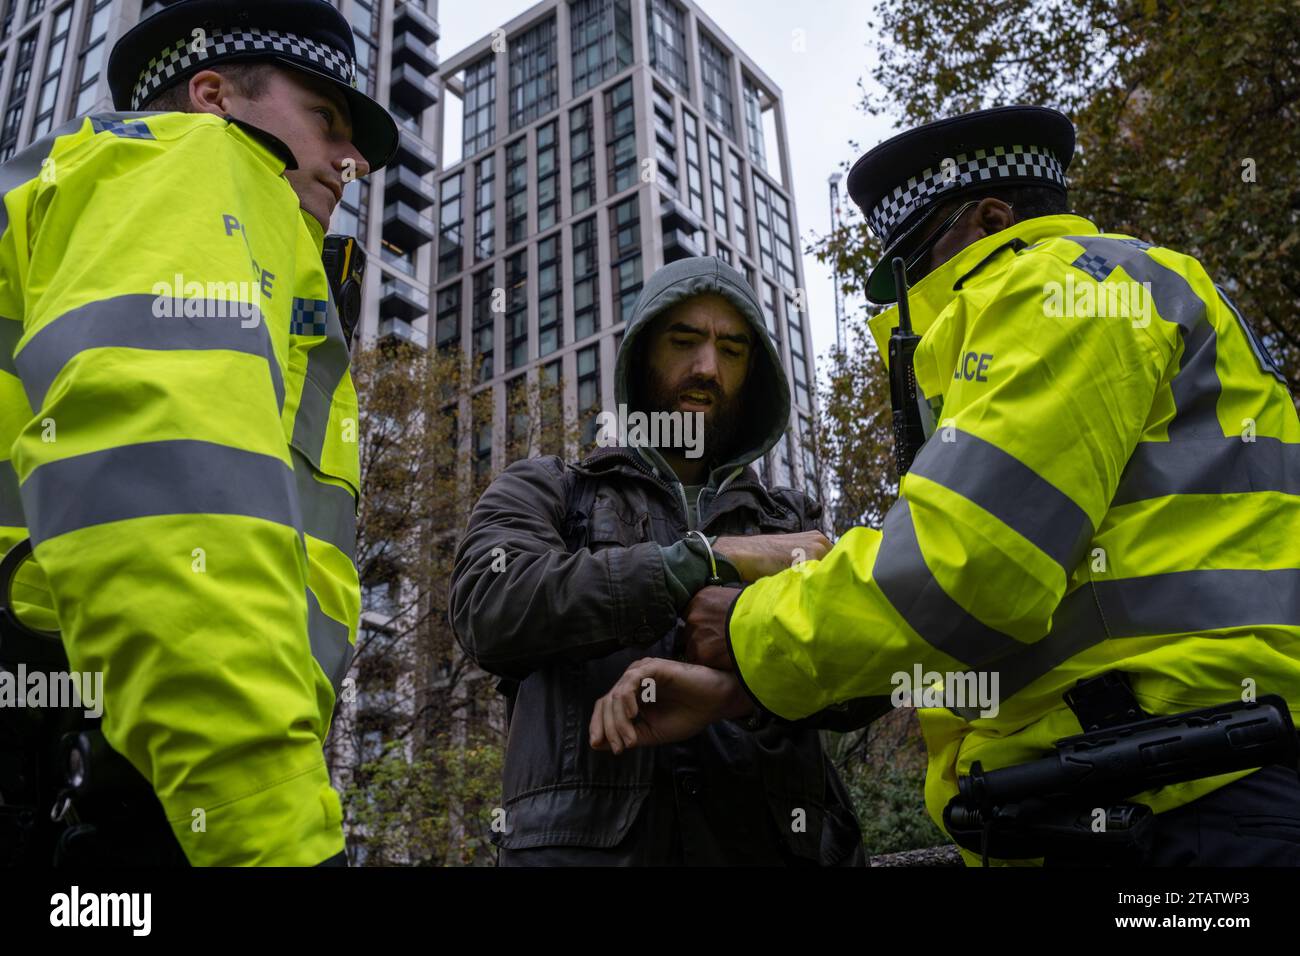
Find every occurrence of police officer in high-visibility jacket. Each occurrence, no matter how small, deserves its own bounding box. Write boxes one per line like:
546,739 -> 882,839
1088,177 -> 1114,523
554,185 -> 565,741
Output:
0,0 -> 397,865
589,106 -> 1300,865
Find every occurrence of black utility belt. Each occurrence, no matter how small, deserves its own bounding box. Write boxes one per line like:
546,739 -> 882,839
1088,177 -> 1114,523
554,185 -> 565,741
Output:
943,676 -> 1298,866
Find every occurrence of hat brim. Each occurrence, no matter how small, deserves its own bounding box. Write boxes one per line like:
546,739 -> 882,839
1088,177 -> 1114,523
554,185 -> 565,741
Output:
268,56 -> 399,173
863,195 -> 963,304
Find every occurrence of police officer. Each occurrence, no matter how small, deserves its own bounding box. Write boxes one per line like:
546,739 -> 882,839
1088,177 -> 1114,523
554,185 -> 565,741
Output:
0,0 -> 397,865
592,106 -> 1300,866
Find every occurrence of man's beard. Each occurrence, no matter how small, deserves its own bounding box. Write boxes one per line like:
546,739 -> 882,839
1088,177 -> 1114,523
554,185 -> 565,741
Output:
640,366 -> 743,466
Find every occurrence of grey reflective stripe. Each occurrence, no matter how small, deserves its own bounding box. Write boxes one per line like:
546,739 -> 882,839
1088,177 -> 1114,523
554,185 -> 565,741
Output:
307,586 -> 353,694
1114,436 -> 1300,505
1068,236 -> 1222,437
909,429 -> 1093,572
14,294 -> 284,411
22,439 -> 302,545
0,316 -> 19,377
292,447 -> 357,562
950,568 -> 1300,720
874,498 -> 1027,666
290,298 -> 349,462
0,458 -> 23,527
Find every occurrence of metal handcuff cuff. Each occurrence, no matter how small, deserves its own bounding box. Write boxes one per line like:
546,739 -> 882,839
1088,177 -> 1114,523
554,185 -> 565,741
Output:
686,530 -> 770,731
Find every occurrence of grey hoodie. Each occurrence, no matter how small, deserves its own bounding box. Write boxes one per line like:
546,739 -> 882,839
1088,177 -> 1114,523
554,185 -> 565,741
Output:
613,255 -> 794,606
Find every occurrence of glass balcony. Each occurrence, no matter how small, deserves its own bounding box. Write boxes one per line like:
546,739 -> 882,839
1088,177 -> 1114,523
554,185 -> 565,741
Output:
378,317 -> 428,349
394,0 -> 440,45
382,200 -> 436,248
380,276 -> 430,321
384,164 -> 436,210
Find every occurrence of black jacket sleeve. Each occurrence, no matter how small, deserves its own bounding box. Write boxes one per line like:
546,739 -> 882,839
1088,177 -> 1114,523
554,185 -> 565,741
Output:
448,455 -> 678,681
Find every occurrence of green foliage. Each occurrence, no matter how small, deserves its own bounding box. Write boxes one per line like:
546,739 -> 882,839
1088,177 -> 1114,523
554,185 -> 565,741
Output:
344,732 -> 504,866
821,0 -> 1300,392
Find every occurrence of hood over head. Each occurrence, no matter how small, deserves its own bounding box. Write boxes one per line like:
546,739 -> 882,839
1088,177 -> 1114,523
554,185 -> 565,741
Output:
614,255 -> 790,490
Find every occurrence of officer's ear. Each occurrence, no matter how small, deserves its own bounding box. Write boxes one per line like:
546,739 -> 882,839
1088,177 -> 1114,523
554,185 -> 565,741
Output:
188,69 -> 235,117
972,197 -> 1015,237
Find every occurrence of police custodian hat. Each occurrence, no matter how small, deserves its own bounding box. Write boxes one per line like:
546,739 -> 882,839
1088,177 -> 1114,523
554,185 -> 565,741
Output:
847,105 -> 1075,303
107,0 -> 399,171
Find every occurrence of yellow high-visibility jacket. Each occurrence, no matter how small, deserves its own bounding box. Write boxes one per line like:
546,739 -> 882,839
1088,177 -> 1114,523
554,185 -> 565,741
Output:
728,214 -> 1300,865
0,111 -> 362,865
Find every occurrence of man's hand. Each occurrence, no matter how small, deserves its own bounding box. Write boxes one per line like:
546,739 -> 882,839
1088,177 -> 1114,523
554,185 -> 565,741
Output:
589,658 -> 755,754
683,585 -> 742,670
712,530 -> 830,581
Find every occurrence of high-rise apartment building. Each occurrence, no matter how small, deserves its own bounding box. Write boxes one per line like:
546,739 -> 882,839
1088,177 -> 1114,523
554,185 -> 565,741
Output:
432,0 -> 821,496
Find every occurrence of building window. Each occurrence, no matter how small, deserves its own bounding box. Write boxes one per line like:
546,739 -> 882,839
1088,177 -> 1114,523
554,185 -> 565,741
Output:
699,32 -> 735,140
435,282 -> 461,354
506,249 -> 528,370
572,215 -> 600,340
570,0 -> 632,96
23,0 -> 43,23
716,242 -> 731,266
761,281 -> 780,342
474,155 -> 495,261
610,196 -> 642,326
728,151 -> 749,257
769,183 -> 797,291
578,344 -> 601,447
569,98 -> 595,213
72,0 -> 110,116
30,4 -> 71,137
742,79 -> 767,171
604,78 -> 636,197
331,178 -> 370,241
706,131 -> 727,237
682,109 -> 705,246
508,16 -> 558,132
1,0 -> 14,41
651,85 -> 677,196
349,0 -> 377,96
438,174 -> 463,281
473,416 -> 493,486
537,232 -> 562,357
540,360 -> 562,456
506,374 -> 529,461
536,119 -> 559,231
786,293 -> 810,411
472,267 -> 496,383
0,29 -> 38,160
647,0 -> 688,95
800,414 -> 820,501
462,55 -> 496,158
753,174 -> 795,289
505,138 -> 528,248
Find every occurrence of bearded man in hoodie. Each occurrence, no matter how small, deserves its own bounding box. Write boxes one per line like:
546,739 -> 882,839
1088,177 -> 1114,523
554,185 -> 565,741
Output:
449,256 -> 889,866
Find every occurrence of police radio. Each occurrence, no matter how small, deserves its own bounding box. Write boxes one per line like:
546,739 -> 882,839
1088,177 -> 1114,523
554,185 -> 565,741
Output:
322,234 -> 366,350
888,257 -> 928,479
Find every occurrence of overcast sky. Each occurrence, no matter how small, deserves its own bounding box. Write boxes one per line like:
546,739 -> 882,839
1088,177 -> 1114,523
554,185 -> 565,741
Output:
436,0 -> 898,369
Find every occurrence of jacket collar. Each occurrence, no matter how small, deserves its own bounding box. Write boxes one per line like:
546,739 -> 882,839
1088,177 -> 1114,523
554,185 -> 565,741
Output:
868,214 -> 1101,364
222,114 -> 299,173
573,446 -> 795,527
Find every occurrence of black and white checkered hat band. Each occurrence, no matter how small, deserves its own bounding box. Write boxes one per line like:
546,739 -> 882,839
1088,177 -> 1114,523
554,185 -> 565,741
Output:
868,145 -> 1066,242
131,27 -> 357,109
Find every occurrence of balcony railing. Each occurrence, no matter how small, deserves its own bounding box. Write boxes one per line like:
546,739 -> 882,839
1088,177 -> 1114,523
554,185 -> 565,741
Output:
394,125 -> 437,176
389,63 -> 439,114
382,200 -> 436,248
378,317 -> 428,349
380,276 -> 430,321
394,0 -> 439,45
384,164 -> 436,210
